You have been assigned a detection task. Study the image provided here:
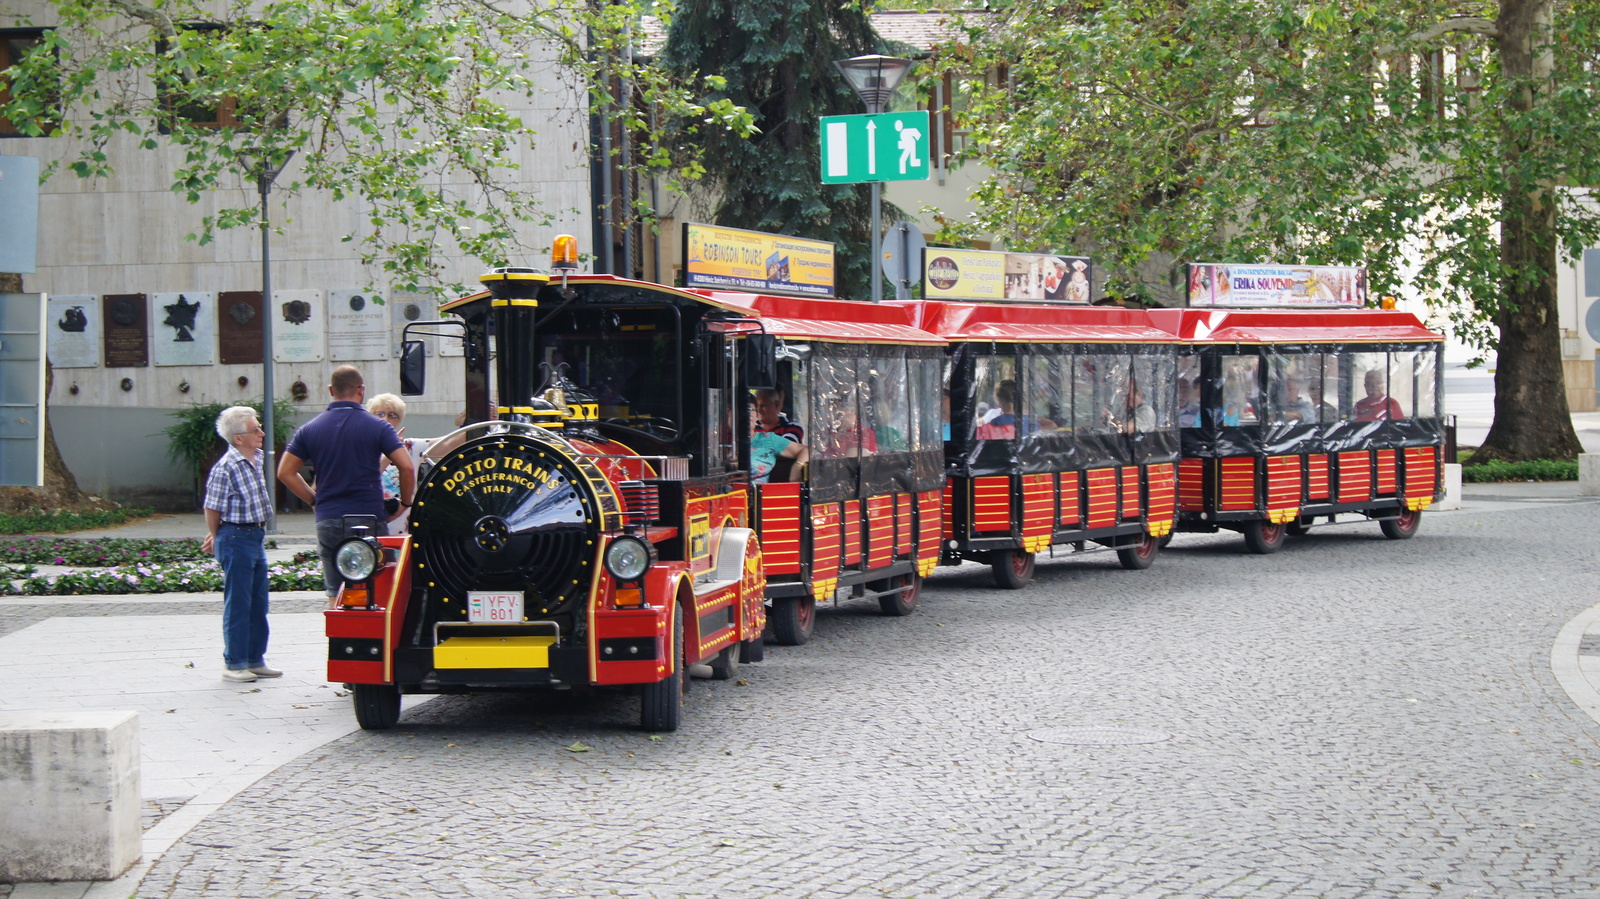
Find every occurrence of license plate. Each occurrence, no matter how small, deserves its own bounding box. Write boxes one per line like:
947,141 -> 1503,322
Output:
467,591 -> 524,623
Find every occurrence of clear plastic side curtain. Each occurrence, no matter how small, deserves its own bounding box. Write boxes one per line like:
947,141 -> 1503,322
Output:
1182,342 -> 1445,458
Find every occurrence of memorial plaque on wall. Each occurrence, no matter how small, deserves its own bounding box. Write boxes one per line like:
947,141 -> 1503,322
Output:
152,291 -> 216,366
47,295 -> 100,368
390,291 -> 435,357
273,289 -> 324,363
327,289 -> 389,361
218,290 -> 264,365
102,293 -> 149,367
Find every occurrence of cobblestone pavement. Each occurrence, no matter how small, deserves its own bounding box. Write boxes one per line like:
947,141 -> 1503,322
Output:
106,496 -> 1599,899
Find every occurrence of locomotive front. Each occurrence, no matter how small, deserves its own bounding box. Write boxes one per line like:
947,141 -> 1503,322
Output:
327,251 -> 766,734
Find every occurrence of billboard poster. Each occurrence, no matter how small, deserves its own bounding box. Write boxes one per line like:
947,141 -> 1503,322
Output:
1187,263 -> 1367,307
923,248 -> 1092,303
152,291 -> 216,366
327,289 -> 389,361
46,295 -> 100,368
682,223 -> 835,298
273,289 -> 324,363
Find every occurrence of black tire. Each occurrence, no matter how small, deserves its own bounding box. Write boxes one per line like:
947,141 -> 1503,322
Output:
769,596 -> 815,646
1380,508 -> 1422,540
738,636 -> 765,664
709,640 -> 740,681
991,549 -> 1035,590
1157,533 -> 1174,549
640,603 -> 684,732
1116,533 -> 1160,570
876,572 -> 922,616
352,683 -> 401,731
1242,520 -> 1286,555
1286,516 -> 1313,537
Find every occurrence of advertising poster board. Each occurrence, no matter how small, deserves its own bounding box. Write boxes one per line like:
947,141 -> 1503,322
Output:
1186,263 -> 1367,307
682,223 -> 835,297
327,289 -> 389,361
273,289 -> 325,363
46,295 -> 100,368
152,291 -> 216,366
923,248 -> 1092,303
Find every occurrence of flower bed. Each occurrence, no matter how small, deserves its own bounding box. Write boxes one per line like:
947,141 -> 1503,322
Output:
0,536 -> 209,567
2,557 -> 325,596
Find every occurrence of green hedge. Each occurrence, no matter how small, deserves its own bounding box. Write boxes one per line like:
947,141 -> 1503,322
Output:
0,508 -> 155,536
0,537 -> 207,566
1460,459 -> 1578,482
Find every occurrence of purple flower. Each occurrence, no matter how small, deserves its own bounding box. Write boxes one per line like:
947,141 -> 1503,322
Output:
54,557 -> 64,565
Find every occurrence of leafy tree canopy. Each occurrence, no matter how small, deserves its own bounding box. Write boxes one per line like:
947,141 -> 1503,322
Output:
939,0 -> 1600,460
2,0 -> 752,295
661,0 -> 907,298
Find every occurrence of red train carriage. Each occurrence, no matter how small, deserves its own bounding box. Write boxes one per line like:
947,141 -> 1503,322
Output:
326,248 -> 946,732
1148,307 -> 1445,551
739,294 -> 947,645
905,300 -> 1182,587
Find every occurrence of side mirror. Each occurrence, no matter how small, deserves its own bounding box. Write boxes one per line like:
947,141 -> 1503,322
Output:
399,340 -> 427,395
743,333 -> 777,389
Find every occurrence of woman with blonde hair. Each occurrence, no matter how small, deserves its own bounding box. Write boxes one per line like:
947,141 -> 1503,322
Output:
366,393 -> 469,534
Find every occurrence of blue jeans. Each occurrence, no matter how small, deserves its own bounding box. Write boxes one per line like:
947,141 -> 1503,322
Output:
316,519 -> 348,599
217,523 -> 270,670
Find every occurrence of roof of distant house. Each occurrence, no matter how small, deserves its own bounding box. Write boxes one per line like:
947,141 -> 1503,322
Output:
637,9 -> 987,58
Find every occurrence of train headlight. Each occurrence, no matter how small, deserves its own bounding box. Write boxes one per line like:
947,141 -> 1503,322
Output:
604,535 -> 654,582
336,537 -> 382,582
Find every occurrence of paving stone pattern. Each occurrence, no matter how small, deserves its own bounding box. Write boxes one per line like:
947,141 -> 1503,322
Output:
41,501 -> 1600,897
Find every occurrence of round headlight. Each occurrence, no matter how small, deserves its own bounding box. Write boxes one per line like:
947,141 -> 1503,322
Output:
336,538 -> 381,581
604,535 -> 653,581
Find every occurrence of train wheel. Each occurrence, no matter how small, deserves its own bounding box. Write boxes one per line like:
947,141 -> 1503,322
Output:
991,550 -> 1035,590
709,640 -> 740,681
1242,520 -> 1286,555
738,636 -> 765,664
876,572 -> 922,617
1380,508 -> 1422,540
640,604 -> 684,732
1286,516 -> 1313,537
769,596 -> 815,646
352,683 -> 401,731
1116,534 -> 1160,570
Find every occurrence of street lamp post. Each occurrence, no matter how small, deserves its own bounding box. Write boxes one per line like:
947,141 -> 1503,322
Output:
242,149 -> 294,532
834,54 -> 913,304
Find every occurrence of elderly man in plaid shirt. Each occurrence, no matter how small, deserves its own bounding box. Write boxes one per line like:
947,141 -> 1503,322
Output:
203,406 -> 278,684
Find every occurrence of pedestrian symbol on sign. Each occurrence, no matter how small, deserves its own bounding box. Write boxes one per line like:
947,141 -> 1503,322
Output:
896,120 -> 923,175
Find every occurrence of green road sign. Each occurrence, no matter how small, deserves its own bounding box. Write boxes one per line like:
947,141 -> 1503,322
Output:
819,111 -> 931,184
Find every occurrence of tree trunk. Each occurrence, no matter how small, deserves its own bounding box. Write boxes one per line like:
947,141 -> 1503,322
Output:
1474,0 -> 1584,463
0,271 -> 108,515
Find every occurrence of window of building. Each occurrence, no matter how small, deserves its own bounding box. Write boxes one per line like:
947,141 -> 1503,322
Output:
1,29 -> 57,137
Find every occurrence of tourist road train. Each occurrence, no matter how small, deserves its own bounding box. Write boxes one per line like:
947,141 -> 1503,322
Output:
323,237 -> 1444,732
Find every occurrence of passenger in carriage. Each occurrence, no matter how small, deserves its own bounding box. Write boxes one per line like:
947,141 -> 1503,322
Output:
1279,377 -> 1318,423
1353,369 -> 1404,421
753,387 -> 804,443
977,379 -> 1042,439
748,399 -> 808,483
1176,377 -> 1201,427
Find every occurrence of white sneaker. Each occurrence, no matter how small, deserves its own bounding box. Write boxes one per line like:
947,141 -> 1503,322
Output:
222,669 -> 258,683
248,665 -> 283,678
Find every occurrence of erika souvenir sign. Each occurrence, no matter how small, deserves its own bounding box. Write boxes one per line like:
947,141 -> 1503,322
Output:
1187,263 -> 1368,308
682,223 -> 835,298
922,248 -> 1092,303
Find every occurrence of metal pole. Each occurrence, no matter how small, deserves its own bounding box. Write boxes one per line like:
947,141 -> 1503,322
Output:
259,172 -> 277,532
870,181 -> 882,303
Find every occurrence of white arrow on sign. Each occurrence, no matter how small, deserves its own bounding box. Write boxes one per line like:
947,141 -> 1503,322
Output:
866,120 -> 877,176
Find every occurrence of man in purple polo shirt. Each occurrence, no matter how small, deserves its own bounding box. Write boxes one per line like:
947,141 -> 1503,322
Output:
278,365 -> 416,597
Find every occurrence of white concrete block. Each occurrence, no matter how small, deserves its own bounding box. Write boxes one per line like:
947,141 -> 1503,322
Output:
1436,463 -> 1464,511
1581,454 -> 1600,496
0,711 -> 141,883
